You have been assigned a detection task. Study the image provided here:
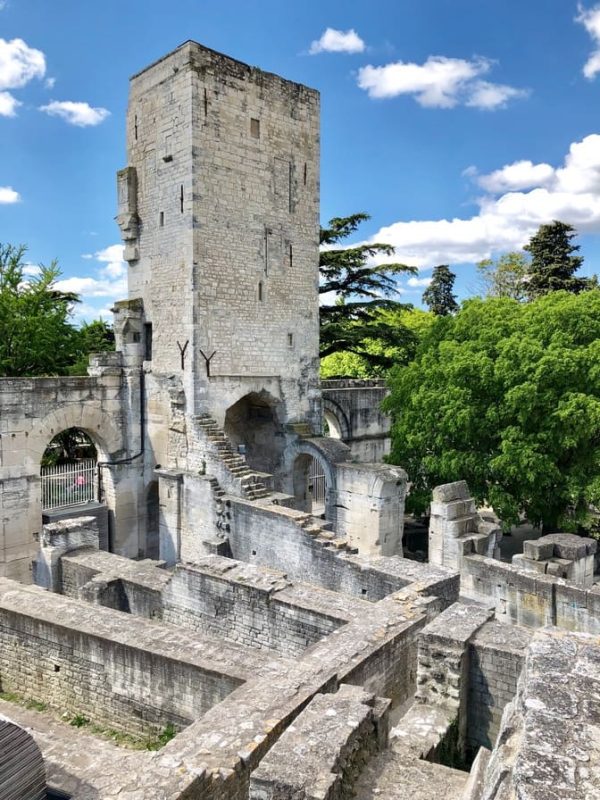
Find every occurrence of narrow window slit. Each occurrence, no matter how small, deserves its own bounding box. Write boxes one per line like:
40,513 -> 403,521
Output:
303,162 -> 307,185
258,282 -> 263,301
251,118 -> 260,139
204,88 -> 208,116
159,211 -> 164,227
180,185 -> 184,213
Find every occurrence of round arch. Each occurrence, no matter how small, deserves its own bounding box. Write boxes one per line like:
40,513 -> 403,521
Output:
322,398 -> 351,440
223,390 -> 285,476
289,437 -> 351,524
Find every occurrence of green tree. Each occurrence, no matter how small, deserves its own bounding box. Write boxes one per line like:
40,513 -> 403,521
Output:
384,290 -> 600,533
422,265 -> 459,315
476,251 -> 529,301
319,213 -> 417,372
68,319 -> 115,375
524,220 -> 588,297
0,243 -> 80,376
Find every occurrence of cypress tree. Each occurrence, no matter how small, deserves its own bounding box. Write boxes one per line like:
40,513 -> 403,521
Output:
524,221 -> 587,297
422,265 -> 459,316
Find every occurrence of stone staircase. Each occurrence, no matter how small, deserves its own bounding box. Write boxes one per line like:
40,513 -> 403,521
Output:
195,415 -> 272,502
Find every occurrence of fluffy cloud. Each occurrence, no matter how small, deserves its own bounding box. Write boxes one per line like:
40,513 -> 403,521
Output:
357,55 -> 526,109
366,133 -> 600,268
0,37 -> 45,90
309,28 -> 365,55
471,160 -> 555,193
0,90 -> 20,116
39,100 -> 110,127
0,37 -> 45,115
55,245 -> 126,301
407,276 -> 433,288
0,185 -> 20,203
577,3 -> 600,79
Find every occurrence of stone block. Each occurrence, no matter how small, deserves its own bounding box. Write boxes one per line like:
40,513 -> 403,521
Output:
432,481 -> 470,503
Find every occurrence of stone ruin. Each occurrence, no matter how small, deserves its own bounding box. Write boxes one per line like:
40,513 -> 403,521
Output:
0,40 -> 599,800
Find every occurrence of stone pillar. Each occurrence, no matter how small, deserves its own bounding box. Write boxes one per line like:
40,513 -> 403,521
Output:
157,468 -> 183,565
429,481 -> 501,571
335,463 -> 407,556
33,516 -> 99,592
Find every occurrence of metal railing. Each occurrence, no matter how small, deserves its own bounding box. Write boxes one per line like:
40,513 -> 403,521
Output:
41,459 -> 97,511
308,457 -> 326,516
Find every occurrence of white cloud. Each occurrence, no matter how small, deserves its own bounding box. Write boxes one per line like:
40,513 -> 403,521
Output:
465,81 -> 529,110
474,160 -> 555,193
44,76 -> 55,89
55,244 -> 126,301
357,55 -> 526,110
0,185 -> 20,203
309,28 -> 365,55
365,133 -> 600,268
577,3 -> 600,79
407,276 -> 432,288
39,100 -> 110,127
0,90 -> 20,116
0,37 -> 45,91
22,264 -> 41,277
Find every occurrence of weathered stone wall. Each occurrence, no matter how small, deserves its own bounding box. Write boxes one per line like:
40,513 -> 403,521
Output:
123,42 -> 321,435
249,684 -> 389,800
0,579 -> 279,737
162,558 -> 366,657
462,553 -> 600,633
467,621 -> 532,751
0,359 -> 145,581
228,495 -> 459,604
322,379 -> 391,462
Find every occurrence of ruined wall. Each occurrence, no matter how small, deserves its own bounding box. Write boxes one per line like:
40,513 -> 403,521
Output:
467,621 -> 532,751
162,559 -> 365,657
228,496 -> 459,604
0,579 -> 265,737
462,553 -> 600,633
0,360 -> 143,582
321,379 -> 391,462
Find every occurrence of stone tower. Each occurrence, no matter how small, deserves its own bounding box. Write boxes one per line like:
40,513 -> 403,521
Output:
116,41 -> 321,470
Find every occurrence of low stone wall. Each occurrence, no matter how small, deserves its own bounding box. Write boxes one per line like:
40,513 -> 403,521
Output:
462,553 -> 600,633
228,496 -> 459,604
163,558 -> 369,657
467,621 -> 532,751
249,684 -> 389,800
0,579 -> 280,738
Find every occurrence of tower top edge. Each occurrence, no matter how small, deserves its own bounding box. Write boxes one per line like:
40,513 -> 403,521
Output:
129,40 -> 320,97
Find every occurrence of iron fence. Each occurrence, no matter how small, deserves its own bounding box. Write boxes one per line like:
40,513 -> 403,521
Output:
41,459 -> 97,511
308,457 -> 326,516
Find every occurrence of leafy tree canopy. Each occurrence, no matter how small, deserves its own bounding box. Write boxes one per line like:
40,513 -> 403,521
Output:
319,213 -> 417,372
384,290 -> 600,533
476,251 -> 529,301
524,220 -> 589,297
422,265 -> 459,315
0,243 -> 114,377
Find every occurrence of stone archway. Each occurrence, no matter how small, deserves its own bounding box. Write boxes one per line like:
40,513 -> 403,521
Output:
289,437 -> 351,525
322,398 -> 350,441
223,390 -> 285,476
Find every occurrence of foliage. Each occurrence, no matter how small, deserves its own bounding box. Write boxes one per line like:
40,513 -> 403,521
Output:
0,243 -> 81,376
524,220 -> 589,297
319,213 -> 417,371
0,243 -> 115,377
41,428 -> 98,467
320,307 -> 435,378
384,290 -> 600,533
476,251 -> 529,301
68,319 -> 116,376
422,265 -> 459,315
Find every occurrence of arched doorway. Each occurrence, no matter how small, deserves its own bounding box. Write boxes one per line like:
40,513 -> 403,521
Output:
322,399 -> 350,441
224,391 -> 285,476
292,451 -> 331,518
40,428 -> 98,511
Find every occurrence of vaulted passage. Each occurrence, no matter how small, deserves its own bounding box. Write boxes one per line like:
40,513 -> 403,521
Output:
223,392 -> 285,475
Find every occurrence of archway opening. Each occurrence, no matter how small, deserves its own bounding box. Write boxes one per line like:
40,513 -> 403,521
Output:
40,428 -> 98,511
292,453 -> 328,517
323,408 -> 343,439
224,392 -> 285,476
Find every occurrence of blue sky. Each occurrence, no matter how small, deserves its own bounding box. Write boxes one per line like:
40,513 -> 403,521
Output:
2,0 -> 600,320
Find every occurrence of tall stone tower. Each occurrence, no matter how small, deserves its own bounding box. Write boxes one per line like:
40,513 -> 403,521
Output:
116,41 -> 321,475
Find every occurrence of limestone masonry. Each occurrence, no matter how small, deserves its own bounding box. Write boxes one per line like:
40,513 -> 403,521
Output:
0,40 -> 599,800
